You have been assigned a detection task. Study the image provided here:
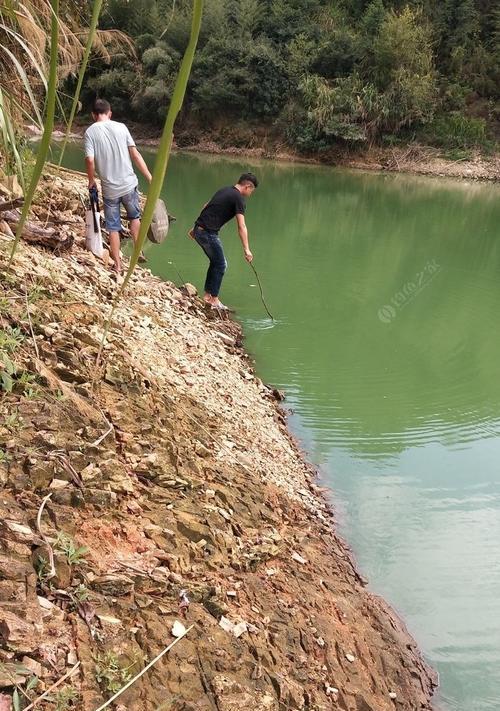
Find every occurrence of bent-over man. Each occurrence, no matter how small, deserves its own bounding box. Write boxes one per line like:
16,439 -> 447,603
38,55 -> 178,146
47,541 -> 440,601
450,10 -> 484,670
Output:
190,173 -> 258,310
84,98 -> 152,274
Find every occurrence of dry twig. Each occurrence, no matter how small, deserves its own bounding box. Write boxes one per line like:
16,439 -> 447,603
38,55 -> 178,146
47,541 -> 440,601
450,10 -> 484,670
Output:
22,662 -> 80,710
94,625 -> 194,711
24,286 -> 40,360
35,493 -> 56,579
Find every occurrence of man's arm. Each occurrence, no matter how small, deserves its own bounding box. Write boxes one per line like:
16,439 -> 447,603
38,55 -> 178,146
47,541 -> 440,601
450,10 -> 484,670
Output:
85,157 -> 97,189
128,146 -> 152,183
236,213 -> 253,262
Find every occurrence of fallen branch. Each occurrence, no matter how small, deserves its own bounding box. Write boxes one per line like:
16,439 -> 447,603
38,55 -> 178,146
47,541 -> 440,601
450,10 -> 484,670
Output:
94,625 -> 194,711
22,662 -> 80,711
89,413 -> 113,447
47,451 -> 83,488
24,286 -> 39,360
0,198 -> 24,212
35,493 -> 56,579
2,210 -> 73,252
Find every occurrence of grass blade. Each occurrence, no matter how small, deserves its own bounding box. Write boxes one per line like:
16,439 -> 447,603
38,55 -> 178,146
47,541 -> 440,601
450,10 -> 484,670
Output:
0,43 -> 44,125
0,87 -> 25,190
8,0 -> 59,264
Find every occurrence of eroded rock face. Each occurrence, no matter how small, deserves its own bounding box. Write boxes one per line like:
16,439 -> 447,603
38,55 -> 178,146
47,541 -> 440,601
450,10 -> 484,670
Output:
0,176 -> 437,710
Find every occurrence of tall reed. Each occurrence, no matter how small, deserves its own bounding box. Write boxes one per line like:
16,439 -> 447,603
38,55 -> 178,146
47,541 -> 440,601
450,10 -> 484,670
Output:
57,0 -> 103,166
115,0 -> 204,299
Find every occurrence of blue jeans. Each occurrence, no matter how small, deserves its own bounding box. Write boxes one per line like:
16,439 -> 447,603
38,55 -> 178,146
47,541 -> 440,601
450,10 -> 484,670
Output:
103,188 -> 141,232
194,225 -> 227,297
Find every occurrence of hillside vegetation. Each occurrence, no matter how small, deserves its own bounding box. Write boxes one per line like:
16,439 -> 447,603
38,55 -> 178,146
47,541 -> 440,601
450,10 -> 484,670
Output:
80,0 -> 499,155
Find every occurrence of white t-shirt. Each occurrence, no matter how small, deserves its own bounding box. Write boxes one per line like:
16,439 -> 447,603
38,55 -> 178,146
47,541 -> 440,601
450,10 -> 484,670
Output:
84,120 -> 138,199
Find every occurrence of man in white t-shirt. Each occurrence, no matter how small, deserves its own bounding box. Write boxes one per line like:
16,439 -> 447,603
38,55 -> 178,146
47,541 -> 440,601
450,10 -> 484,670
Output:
84,99 -> 152,274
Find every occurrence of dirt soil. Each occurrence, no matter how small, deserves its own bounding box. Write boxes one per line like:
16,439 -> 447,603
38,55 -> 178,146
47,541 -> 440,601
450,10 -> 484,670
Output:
48,122 -> 500,183
0,168 -> 437,710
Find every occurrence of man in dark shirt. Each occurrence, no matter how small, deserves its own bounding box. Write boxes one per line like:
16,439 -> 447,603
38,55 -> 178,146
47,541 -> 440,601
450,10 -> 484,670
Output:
190,173 -> 258,310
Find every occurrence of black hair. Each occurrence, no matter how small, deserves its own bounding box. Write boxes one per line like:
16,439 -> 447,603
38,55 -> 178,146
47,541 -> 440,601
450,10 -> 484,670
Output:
93,98 -> 111,115
238,172 -> 258,188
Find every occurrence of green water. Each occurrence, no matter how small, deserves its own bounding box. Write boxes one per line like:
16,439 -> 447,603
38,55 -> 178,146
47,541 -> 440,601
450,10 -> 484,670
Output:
56,143 -> 500,710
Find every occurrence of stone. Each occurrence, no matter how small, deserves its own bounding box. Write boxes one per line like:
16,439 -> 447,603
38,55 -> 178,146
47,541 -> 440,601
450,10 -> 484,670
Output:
97,614 -> 122,626
182,283 -> 198,297
219,616 -> 235,634
233,622 -> 247,638
0,610 -> 39,654
49,478 -> 69,490
91,574 -> 134,597
1,521 -> 36,544
21,656 -> 43,677
291,552 -> 307,565
172,620 -> 187,638
345,653 -> 356,663
0,663 -> 27,688
0,693 -> 12,711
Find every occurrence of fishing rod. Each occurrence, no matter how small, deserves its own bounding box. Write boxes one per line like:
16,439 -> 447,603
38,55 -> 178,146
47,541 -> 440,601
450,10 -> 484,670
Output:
249,261 -> 275,321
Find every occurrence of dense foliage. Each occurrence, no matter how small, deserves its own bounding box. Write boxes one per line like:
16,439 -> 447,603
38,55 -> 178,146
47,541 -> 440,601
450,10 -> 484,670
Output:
80,0 -> 499,152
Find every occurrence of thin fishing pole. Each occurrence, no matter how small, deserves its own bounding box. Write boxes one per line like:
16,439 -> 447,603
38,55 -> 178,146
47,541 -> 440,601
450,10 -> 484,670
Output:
249,261 -> 275,321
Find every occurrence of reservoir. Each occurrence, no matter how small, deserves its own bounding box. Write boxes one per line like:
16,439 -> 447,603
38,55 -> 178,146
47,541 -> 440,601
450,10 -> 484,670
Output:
57,144 -> 500,711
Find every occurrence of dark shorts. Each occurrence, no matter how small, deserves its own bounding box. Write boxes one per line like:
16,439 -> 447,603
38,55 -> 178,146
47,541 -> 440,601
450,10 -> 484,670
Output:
103,188 -> 141,232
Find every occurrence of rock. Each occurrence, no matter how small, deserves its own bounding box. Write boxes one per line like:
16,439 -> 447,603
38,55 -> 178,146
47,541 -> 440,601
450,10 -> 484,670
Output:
291,552 -> 307,565
182,283 -> 198,297
1,521 -> 36,544
176,513 -> 214,545
345,653 -> 356,663
389,692 -> 397,700
97,614 -> 122,626
21,656 -> 43,677
91,574 -> 134,597
0,610 -> 39,654
172,620 -> 187,638
0,693 -> 12,711
49,478 -> 69,490
233,622 -> 247,638
0,554 -> 33,582
219,616 -> 235,634
0,663 -> 27,688
325,685 -> 339,697
0,220 -> 13,238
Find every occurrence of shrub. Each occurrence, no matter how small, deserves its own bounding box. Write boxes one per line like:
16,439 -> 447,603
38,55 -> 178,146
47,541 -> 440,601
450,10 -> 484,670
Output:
422,112 -> 489,149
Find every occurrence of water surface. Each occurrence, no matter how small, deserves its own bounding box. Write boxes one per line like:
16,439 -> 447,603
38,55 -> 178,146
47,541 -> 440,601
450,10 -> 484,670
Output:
56,144 -> 500,710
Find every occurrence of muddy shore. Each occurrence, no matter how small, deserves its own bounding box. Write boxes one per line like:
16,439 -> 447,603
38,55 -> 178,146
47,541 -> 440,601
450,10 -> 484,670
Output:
45,123 -> 500,182
0,169 -> 437,710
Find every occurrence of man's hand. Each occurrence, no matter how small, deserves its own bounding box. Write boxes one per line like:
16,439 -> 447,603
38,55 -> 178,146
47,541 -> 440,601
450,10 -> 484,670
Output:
85,157 -> 97,190
244,249 -> 253,263
129,146 -> 152,183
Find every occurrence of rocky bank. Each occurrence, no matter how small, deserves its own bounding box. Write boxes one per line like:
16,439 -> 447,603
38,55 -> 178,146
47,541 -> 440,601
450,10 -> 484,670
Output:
0,169 -> 437,710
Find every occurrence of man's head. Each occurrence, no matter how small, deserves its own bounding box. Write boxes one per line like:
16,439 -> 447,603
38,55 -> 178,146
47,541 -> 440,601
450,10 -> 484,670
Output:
237,173 -> 258,197
92,98 -> 112,121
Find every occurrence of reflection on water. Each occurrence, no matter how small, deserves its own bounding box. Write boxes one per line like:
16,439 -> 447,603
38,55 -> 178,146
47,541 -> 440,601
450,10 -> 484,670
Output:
55,143 -> 500,711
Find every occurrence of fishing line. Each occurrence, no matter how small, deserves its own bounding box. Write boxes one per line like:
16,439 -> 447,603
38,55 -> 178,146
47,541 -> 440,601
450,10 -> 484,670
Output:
167,259 -> 187,285
249,261 -> 275,321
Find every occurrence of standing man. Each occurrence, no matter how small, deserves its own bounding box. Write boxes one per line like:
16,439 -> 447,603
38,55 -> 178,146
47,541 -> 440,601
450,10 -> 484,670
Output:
84,98 -> 152,274
190,173 -> 258,310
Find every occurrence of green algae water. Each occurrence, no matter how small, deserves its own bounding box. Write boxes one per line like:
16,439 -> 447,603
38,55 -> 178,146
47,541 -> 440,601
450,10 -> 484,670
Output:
55,143 -> 500,710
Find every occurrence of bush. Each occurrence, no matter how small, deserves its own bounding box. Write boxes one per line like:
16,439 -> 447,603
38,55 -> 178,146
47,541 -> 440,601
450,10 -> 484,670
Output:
421,112 -> 489,149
